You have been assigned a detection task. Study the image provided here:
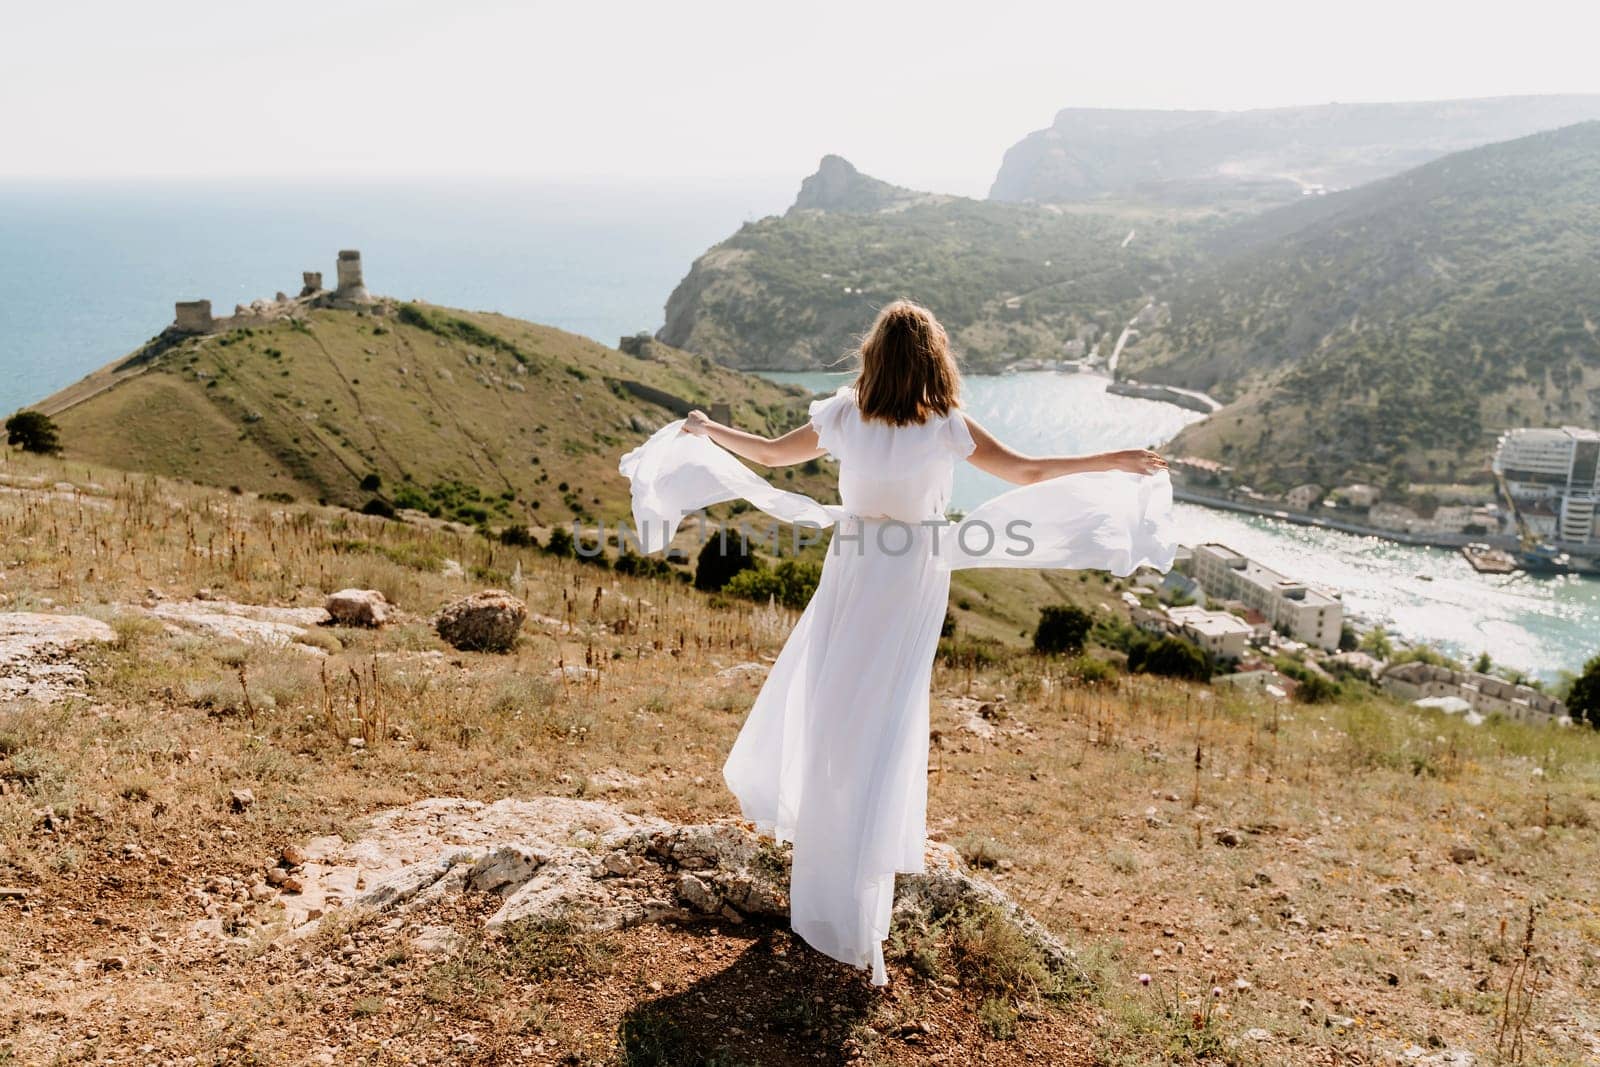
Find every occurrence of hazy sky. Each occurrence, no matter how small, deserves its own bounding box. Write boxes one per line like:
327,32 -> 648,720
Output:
6,0 -> 1599,196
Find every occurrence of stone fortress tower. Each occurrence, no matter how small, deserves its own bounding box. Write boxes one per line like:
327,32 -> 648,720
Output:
170,250 -> 374,335
335,250 -> 370,303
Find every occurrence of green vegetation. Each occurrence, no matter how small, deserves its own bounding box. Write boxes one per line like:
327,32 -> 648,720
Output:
660,160 -> 1191,372
693,533 -> 756,592
723,558 -> 821,610
1569,654 -> 1600,728
396,302 -> 533,365
5,410 -> 61,455
1032,604 -> 1093,655
1130,122 -> 1600,492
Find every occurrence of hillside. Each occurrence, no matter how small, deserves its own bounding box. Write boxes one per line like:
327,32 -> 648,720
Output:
990,94 -> 1600,209
1123,121 -> 1600,493
35,299 -> 832,522
659,157 -> 1193,372
3,448 -> 1598,1064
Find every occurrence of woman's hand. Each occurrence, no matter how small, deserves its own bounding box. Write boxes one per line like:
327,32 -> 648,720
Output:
683,410 -> 715,436
1108,448 -> 1168,476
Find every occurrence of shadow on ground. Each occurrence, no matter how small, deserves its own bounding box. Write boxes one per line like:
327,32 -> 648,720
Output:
615,923 -> 879,1066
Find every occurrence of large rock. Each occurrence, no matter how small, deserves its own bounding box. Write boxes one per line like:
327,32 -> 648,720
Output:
324,588 -> 391,627
434,590 -> 526,652
269,794 -> 1082,983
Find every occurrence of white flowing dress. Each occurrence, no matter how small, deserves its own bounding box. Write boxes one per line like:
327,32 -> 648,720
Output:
619,385 -> 1176,984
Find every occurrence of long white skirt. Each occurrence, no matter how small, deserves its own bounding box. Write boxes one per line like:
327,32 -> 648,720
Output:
724,517 -> 949,984
620,420 -> 1176,983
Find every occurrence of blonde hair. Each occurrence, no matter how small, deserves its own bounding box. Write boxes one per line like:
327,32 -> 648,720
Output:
853,300 -> 962,425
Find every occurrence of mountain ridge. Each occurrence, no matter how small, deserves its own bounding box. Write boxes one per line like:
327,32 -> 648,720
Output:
990,94 -> 1600,209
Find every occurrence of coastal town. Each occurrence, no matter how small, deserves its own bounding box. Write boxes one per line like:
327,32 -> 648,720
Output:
1165,424 -> 1600,576
1123,540 -> 1574,725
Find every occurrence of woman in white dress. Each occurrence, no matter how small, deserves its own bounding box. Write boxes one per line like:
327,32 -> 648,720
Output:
619,300 -> 1173,985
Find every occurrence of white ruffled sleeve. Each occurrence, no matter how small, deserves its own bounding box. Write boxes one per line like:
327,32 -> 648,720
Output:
808,386 -> 853,459
944,409 -> 976,459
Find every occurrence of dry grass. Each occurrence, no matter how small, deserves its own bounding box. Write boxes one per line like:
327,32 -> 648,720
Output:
0,449 -> 1597,1065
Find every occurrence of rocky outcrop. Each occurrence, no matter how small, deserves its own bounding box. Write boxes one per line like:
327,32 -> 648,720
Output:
324,588 -> 391,628
258,795 -> 1079,981
142,598 -> 331,649
0,612 -> 117,702
433,590 -> 525,652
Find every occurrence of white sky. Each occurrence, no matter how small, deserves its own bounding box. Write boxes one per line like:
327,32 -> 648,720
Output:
5,0 -> 1599,196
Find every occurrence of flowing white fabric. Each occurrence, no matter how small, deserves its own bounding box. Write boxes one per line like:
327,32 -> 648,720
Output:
617,385 -> 1176,983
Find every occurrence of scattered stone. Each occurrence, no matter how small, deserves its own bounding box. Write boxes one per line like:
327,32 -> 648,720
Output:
441,559 -> 465,579
412,925 -> 461,955
0,886 -> 31,900
281,843 -> 308,867
324,588 -> 391,628
229,789 -> 255,813
1212,827 -> 1245,847
434,590 -> 526,653
1448,844 -> 1478,864
1245,1027 -> 1272,1041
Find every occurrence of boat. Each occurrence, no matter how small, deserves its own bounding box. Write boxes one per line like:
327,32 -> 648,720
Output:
1461,543 -> 1517,575
1516,542 -> 1574,576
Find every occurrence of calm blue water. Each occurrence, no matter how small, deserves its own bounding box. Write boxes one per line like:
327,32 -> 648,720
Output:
763,371 -> 1600,683
0,177 -> 793,415
2,181 -> 1593,681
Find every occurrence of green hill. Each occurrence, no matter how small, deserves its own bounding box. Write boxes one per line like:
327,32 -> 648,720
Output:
658,157 -> 1193,373
990,95 -> 1600,209
1123,122 -> 1600,492
35,300 -> 831,525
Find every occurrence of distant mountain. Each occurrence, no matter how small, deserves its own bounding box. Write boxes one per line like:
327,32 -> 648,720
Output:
1123,122 -> 1600,493
659,157 -> 1189,372
35,297 -> 825,523
990,95 -> 1600,210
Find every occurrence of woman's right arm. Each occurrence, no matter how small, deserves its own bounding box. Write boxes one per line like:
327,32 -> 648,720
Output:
962,413 -> 1167,486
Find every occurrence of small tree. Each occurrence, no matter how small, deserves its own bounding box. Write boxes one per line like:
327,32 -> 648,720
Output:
1033,604 -> 1093,655
1128,635 -> 1212,682
694,531 -> 756,592
5,410 -> 61,454
1360,625 -> 1394,660
1473,651 -> 1493,675
1568,654 -> 1600,728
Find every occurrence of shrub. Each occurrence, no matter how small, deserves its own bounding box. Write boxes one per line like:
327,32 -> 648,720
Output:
498,524 -> 537,548
694,532 -> 757,592
1294,672 -> 1341,704
723,559 -> 821,609
1033,604 -> 1094,655
359,472 -> 383,492
1569,653 -> 1600,728
5,410 -> 61,454
544,526 -> 576,558
1127,635 -> 1211,681
360,497 -> 397,519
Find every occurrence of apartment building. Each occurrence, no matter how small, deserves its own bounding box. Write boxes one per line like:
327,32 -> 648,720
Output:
1493,426 -> 1600,544
1185,543 -> 1343,651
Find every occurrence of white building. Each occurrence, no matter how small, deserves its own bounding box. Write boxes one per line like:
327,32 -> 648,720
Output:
1379,661 -> 1568,725
1165,606 -> 1253,660
1493,426 -> 1600,544
1185,543 -> 1343,651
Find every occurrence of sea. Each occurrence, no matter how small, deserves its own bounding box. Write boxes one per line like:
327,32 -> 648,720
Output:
2,179 -> 1595,682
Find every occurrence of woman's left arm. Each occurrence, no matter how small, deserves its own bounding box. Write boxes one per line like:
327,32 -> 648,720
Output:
682,410 -> 826,467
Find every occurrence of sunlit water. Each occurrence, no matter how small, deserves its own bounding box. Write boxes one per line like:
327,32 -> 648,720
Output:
761,370 -> 1600,682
